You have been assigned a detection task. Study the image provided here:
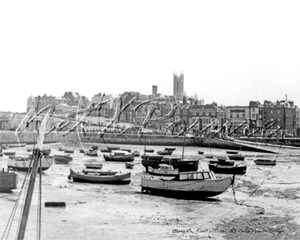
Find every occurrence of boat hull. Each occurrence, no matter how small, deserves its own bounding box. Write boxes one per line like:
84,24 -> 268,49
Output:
208,163 -> 247,175
68,169 -> 131,184
104,154 -> 134,162
7,157 -> 53,172
254,159 -> 276,166
54,155 -> 73,164
141,175 -> 232,198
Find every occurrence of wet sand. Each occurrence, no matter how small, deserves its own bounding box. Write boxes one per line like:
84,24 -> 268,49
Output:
1,143 -> 300,240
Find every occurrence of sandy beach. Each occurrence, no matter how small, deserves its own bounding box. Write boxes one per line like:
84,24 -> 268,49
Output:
1,143 -> 300,240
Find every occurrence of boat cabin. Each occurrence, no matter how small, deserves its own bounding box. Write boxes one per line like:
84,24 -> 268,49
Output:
179,171 -> 216,181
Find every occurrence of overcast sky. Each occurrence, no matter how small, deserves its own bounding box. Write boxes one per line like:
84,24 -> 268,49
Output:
1,0 -> 300,112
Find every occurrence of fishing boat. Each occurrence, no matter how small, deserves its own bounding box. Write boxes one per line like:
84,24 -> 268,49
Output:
68,168 -> 131,184
107,146 -> 120,151
0,169 -> 18,192
142,156 -> 199,173
125,162 -> 134,169
84,162 -> 103,169
141,154 -> 164,161
64,149 -> 74,154
7,156 -> 54,171
148,164 -> 179,176
208,160 -> 247,175
104,150 -> 135,162
254,158 -> 276,166
53,155 -> 73,164
86,149 -> 98,156
141,170 -> 233,198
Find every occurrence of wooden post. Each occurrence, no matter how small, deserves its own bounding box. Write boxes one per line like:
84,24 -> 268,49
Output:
17,149 -> 41,240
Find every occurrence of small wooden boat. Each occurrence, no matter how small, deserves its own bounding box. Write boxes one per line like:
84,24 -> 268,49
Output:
121,149 -> 131,152
157,149 -> 173,156
100,149 -> 111,153
64,149 -> 75,154
3,152 -> 16,156
228,154 -> 245,161
144,149 -> 154,153
0,169 -> 18,192
125,162 -> 134,169
226,150 -> 239,154
165,147 -> 176,151
68,169 -> 131,184
104,150 -> 134,162
148,164 -> 179,176
209,159 -> 235,166
58,146 -> 66,151
204,154 -> 214,159
84,162 -> 103,169
91,145 -> 99,150
86,150 -> 98,157
208,162 -> 247,175
107,146 -> 120,151
79,149 -> 86,153
7,156 -> 54,172
133,150 -> 140,157
8,143 -> 26,148
198,151 -> 204,155
254,158 -> 276,166
54,155 -> 73,164
141,154 -> 164,161
141,170 -> 232,198
1,144 -> 9,150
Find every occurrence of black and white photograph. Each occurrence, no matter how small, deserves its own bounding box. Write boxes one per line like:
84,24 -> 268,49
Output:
1,1 -> 300,239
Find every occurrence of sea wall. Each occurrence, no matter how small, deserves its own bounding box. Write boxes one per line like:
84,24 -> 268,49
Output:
0,131 -> 292,152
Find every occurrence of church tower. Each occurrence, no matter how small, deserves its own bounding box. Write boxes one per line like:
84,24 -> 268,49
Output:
173,72 -> 184,100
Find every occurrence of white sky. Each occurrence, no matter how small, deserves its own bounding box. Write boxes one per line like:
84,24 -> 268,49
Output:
1,0 -> 300,112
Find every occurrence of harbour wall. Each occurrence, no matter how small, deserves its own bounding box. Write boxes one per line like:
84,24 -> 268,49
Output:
0,131 -> 283,153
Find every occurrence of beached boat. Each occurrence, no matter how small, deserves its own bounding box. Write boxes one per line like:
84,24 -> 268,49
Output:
144,149 -> 154,153
104,150 -> 135,162
165,147 -> 176,151
133,150 -> 140,157
0,169 -> 18,192
86,149 -> 98,156
58,146 -> 66,151
84,162 -> 103,169
107,146 -> 120,151
8,143 -> 26,148
7,156 -> 54,172
226,150 -> 239,154
3,152 -> 16,156
148,164 -> 179,176
198,151 -> 204,155
227,153 -> 245,161
64,149 -> 75,154
254,158 -> 276,166
141,154 -> 164,161
79,149 -> 86,153
91,145 -> 99,150
157,149 -> 173,155
142,156 -> 199,173
204,154 -> 214,159
141,170 -> 232,198
54,155 -> 73,164
100,149 -> 111,153
208,161 -> 247,175
125,162 -> 134,169
68,168 -> 131,184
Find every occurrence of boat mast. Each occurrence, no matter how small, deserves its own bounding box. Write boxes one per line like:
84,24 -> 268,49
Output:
17,150 -> 42,240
